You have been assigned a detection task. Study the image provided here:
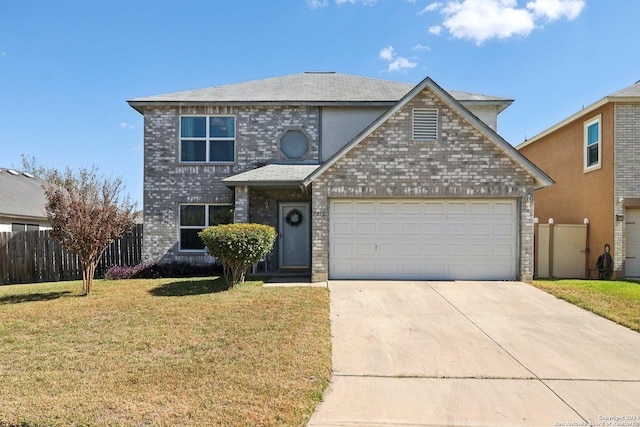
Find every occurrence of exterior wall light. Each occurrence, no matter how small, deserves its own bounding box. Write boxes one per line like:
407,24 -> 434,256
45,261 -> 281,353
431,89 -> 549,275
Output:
525,192 -> 533,207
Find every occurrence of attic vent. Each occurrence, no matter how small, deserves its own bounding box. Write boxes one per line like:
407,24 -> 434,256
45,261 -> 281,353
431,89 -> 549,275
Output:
413,108 -> 438,141
23,172 -> 34,178
7,169 -> 19,176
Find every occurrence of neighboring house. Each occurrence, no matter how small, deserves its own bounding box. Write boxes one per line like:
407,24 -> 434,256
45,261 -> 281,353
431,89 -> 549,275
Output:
0,168 -> 50,232
518,81 -> 640,278
128,72 -> 552,282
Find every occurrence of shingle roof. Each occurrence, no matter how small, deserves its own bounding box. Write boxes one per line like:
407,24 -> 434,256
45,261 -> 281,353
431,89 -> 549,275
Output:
222,164 -> 320,186
0,168 -> 49,220
609,80 -> 640,98
128,72 -> 512,109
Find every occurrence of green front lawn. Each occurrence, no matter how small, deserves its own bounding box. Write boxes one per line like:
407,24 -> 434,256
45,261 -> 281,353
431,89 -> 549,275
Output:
532,279 -> 640,332
0,277 -> 331,426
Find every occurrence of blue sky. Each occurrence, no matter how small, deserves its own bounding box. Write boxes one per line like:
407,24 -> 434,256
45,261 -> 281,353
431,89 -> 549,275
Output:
1,0 -> 639,206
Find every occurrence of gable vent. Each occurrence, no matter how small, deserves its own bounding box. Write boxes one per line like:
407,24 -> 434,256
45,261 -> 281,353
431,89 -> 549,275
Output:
413,108 -> 438,141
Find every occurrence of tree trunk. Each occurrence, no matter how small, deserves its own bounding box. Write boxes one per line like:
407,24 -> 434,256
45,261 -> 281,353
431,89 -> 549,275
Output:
81,260 -> 96,296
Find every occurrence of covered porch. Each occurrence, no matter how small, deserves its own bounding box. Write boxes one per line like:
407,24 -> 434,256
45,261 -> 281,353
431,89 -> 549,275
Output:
223,164 -> 319,275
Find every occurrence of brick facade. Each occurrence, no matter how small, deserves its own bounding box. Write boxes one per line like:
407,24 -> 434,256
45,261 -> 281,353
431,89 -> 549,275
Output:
311,88 -> 536,281
142,106 -> 319,263
614,103 -> 640,273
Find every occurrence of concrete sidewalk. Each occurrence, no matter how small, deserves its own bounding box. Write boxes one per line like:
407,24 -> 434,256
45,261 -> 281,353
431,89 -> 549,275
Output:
307,281 -> 640,426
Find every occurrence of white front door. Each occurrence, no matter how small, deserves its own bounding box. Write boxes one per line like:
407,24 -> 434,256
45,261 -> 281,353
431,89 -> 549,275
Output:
279,203 -> 311,268
626,209 -> 640,277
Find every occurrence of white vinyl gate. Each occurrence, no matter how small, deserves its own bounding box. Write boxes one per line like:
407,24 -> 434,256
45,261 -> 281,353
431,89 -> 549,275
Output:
329,199 -> 518,280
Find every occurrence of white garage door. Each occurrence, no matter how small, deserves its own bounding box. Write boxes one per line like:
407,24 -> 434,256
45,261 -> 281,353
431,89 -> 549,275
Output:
329,199 -> 518,280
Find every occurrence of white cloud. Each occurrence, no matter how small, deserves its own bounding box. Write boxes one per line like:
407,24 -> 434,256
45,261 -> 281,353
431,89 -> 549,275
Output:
379,46 -> 395,61
441,0 -> 535,44
336,0 -> 378,4
120,122 -> 135,130
307,0 -> 329,8
388,57 -> 418,72
413,43 -> 431,51
0,51 -> 6,59
527,0 -> 585,20
421,0 -> 585,44
419,2 -> 443,14
378,46 -> 417,72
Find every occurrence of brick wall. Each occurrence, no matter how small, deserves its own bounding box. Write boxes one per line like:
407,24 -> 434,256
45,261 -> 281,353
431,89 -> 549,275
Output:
142,105 -> 319,263
614,102 -> 640,274
311,88 -> 535,281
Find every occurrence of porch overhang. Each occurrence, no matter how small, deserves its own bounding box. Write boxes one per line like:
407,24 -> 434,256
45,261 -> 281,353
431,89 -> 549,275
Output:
222,164 -> 320,189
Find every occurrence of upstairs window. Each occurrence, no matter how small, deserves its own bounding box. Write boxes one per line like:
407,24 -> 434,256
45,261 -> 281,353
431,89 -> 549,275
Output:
179,204 -> 233,251
413,108 -> 438,141
584,115 -> 601,172
180,116 -> 235,163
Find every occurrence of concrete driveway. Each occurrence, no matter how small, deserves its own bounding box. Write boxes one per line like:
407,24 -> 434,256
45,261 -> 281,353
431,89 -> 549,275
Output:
307,281 -> 640,426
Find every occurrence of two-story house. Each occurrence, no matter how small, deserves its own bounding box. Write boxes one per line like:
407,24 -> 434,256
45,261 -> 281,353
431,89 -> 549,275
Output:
128,72 -> 552,282
518,81 -> 640,279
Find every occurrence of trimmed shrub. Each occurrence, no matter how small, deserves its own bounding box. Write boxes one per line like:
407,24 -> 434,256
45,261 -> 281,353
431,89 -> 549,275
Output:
104,262 -> 223,280
199,223 -> 276,287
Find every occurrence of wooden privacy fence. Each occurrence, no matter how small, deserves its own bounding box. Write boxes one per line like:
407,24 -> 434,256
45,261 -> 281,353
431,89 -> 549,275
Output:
0,224 -> 142,285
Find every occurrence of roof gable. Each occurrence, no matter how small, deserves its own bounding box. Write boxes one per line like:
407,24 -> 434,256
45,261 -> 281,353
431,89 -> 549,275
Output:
303,76 -> 552,190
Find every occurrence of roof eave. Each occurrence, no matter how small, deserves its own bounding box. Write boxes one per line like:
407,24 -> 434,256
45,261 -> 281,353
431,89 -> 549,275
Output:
127,100 -> 398,113
516,97 -> 611,150
222,180 -> 305,188
458,99 -> 514,114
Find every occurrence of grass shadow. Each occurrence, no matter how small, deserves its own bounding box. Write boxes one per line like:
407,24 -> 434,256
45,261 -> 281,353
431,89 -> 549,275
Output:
0,291 -> 73,305
148,277 -> 230,297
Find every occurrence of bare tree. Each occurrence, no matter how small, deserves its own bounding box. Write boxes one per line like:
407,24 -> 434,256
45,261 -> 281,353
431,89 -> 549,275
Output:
19,154 -> 65,185
44,167 -> 136,295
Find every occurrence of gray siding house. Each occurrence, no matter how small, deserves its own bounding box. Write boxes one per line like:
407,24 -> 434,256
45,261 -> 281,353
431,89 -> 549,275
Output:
0,168 -> 50,232
128,72 -> 551,282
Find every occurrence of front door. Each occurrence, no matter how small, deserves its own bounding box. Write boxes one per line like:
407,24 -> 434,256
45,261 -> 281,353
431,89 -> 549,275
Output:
279,202 -> 310,268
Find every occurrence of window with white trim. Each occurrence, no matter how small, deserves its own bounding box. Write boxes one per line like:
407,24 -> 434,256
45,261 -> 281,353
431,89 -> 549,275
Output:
179,204 -> 233,251
584,115 -> 601,172
180,116 -> 235,163
11,223 -> 39,232
413,108 -> 438,141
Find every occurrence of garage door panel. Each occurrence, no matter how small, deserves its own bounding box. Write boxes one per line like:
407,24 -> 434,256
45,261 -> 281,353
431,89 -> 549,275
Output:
494,202 -> 516,215
377,243 -> 399,255
332,222 -> 353,234
355,202 -> 376,214
332,201 -> 354,214
354,242 -> 376,255
378,222 -> 399,234
329,199 -> 518,280
401,222 -> 423,234
355,222 -> 376,234
495,243 -> 517,257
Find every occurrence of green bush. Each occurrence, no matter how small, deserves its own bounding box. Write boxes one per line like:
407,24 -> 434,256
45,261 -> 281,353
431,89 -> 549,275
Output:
199,223 -> 276,287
